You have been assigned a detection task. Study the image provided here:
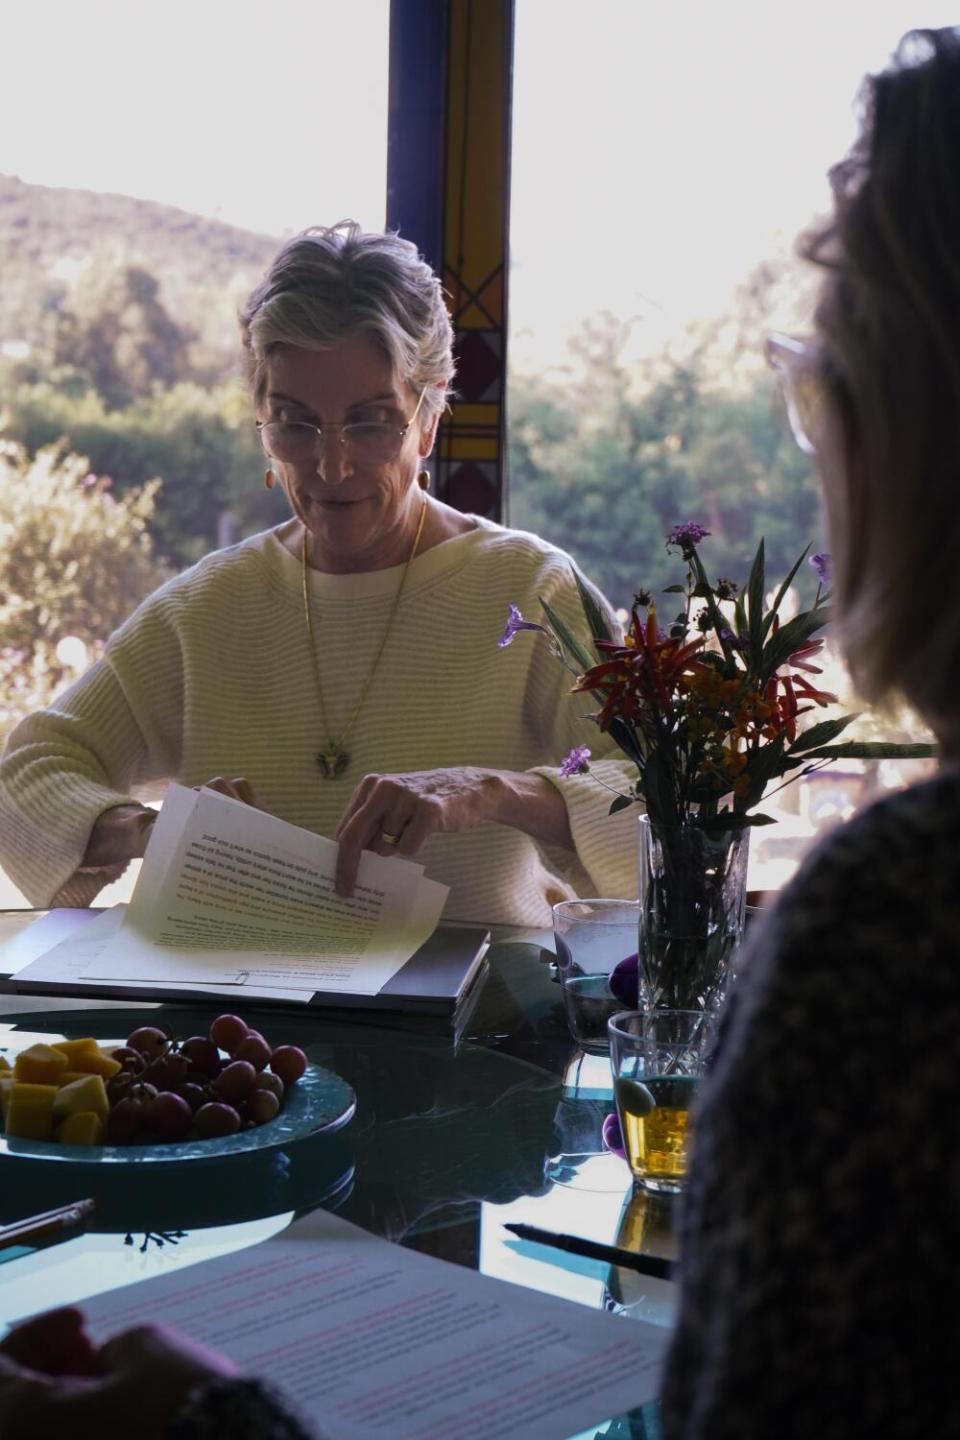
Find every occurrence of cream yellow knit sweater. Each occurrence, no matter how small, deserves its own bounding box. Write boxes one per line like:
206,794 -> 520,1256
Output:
0,518 -> 640,923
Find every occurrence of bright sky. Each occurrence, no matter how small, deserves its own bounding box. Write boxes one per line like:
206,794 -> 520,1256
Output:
1,0 -> 957,363
509,0 -> 960,362
0,0 -> 390,236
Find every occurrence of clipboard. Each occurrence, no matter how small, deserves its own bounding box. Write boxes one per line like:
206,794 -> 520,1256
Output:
0,909 -> 491,1023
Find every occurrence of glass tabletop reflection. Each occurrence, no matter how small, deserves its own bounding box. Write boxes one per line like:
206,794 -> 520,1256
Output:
0,930 -> 674,1436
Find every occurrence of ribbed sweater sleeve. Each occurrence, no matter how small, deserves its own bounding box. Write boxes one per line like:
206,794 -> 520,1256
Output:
0,580 -> 189,905
518,564 -> 641,899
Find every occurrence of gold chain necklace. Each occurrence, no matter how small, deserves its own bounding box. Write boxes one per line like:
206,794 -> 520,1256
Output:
301,494 -> 428,779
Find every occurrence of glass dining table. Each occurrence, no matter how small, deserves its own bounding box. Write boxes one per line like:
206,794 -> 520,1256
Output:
0,913 -> 676,1438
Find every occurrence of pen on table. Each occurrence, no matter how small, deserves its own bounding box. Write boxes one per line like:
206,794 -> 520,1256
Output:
504,1222 -> 674,1281
0,1199 -> 96,1251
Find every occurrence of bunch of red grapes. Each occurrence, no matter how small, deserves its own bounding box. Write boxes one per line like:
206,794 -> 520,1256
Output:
105,1013 -> 308,1145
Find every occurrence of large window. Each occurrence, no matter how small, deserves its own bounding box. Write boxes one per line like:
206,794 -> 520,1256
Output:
508,2 -> 950,886
0,0 -> 389,904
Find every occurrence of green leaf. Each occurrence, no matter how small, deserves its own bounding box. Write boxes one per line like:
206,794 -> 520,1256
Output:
736,734 -> 789,810
640,747 -> 680,827
607,716 -> 646,768
762,544 -> 812,641
687,547 -> 734,662
572,566 -> 616,644
788,715 -> 858,753
798,741 -> 935,761
608,794 -> 636,816
539,597 -> 595,672
746,538 -> 766,663
701,811 -> 777,834
662,584 -> 686,594
760,606 -> 832,680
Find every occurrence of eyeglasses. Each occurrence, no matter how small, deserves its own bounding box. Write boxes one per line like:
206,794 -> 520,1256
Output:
257,388 -> 427,470
765,333 -> 831,456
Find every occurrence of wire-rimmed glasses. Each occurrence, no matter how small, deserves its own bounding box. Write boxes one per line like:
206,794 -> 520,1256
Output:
765,333 -> 832,456
257,387 -> 427,471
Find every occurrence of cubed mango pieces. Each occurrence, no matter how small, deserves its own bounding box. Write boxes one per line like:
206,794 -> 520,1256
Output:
5,1083 -> 58,1141
0,1054 -> 10,1073
0,1076 -> 14,1122
52,1074 -> 109,1124
50,1037 -> 99,1065
13,1044 -> 69,1085
69,1049 -> 122,1080
58,1111 -> 105,1146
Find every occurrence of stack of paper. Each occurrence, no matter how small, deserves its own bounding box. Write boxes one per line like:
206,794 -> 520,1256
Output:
11,784 -> 449,1005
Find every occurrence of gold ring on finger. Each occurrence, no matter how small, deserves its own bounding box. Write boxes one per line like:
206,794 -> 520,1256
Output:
381,831 -> 401,846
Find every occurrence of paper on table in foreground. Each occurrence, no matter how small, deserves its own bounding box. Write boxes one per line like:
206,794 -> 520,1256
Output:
76,1208 -> 668,1439
17,785 -> 448,999
5,906 -> 319,1004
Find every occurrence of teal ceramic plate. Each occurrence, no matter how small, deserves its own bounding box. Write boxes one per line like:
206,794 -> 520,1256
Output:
0,1032 -> 355,1165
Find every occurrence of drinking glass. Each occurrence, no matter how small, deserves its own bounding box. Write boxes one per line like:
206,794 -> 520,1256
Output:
552,899 -> 639,1055
608,1009 -> 714,1192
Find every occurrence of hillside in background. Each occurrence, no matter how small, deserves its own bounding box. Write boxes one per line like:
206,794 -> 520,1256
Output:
0,173 -> 281,375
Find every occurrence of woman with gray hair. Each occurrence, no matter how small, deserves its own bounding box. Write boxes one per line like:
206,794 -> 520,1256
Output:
0,222 -> 636,920
661,29 -> 960,1437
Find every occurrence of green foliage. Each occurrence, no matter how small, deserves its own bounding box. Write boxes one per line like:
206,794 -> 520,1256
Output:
51,264 -> 193,408
0,441 -> 170,741
1,379 -> 286,567
0,173 -> 276,384
508,316 -> 822,612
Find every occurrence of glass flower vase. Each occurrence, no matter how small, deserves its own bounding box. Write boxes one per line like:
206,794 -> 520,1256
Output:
637,815 -> 750,1014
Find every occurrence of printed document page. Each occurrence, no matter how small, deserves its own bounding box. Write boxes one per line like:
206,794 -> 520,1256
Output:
9,907 -> 321,1004
76,1209 -> 668,1440
18,786 -> 448,997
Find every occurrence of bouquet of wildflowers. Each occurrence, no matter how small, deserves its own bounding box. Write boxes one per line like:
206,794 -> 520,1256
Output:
501,522 -> 932,834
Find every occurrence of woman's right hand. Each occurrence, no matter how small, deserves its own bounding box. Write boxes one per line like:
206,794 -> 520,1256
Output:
80,804 -> 157,872
80,778 -> 260,874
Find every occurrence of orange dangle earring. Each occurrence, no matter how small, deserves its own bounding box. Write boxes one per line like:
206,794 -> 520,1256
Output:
264,469 -> 275,490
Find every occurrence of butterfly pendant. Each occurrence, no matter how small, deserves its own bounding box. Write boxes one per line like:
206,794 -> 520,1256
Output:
316,748 -> 349,779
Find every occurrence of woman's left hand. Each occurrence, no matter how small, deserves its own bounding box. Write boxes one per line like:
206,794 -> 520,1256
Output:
334,767 -> 499,894
334,766 -> 572,895
0,1310 -> 237,1439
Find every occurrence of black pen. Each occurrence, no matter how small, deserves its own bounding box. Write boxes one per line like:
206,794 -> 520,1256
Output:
504,1222 -> 674,1280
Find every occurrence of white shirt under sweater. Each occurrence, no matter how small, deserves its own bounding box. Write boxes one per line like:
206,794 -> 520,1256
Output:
0,516 -> 640,923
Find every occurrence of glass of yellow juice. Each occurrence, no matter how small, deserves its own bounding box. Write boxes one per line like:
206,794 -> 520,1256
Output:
608,1009 -> 714,1193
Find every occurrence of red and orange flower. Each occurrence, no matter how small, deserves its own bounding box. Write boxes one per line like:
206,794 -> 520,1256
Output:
502,527 -> 925,830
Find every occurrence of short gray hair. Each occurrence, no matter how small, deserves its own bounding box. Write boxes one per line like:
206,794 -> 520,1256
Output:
240,221 -> 455,426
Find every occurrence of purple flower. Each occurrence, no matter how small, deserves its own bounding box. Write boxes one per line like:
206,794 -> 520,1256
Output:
498,603 -> 549,648
602,1111 -> 627,1161
608,951 -> 639,1007
559,744 -> 592,777
810,552 -> 832,585
667,522 -> 711,554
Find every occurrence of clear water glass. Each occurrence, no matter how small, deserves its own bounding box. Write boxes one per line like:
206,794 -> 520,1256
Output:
552,899 -> 639,1055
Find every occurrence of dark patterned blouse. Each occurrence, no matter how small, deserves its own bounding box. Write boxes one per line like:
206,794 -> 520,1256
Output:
169,1379 -> 318,1438
660,769 -> 960,1438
